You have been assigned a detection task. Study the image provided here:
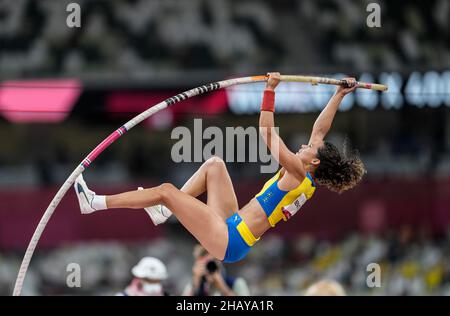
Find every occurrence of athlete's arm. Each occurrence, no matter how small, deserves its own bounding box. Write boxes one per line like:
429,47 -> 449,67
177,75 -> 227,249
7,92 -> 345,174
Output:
308,77 -> 357,145
259,72 -> 306,181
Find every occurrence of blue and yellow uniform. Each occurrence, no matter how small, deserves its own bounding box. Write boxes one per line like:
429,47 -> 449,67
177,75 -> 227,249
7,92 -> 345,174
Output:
223,170 -> 316,263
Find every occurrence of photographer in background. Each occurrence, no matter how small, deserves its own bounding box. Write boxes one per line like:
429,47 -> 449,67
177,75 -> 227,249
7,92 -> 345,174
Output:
182,244 -> 250,296
117,257 -> 169,296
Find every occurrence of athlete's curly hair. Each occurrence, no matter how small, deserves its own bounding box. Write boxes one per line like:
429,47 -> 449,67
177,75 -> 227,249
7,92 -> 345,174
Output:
314,139 -> 366,193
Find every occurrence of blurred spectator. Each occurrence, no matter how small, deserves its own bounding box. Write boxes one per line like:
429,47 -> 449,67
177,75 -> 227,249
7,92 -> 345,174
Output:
304,279 -> 346,296
2,228 -> 450,295
117,257 -> 169,296
182,244 -> 250,296
0,0 -> 448,77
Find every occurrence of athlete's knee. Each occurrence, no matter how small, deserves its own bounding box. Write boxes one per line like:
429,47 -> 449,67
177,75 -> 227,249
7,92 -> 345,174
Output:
205,156 -> 226,173
158,182 -> 178,203
206,156 -> 224,165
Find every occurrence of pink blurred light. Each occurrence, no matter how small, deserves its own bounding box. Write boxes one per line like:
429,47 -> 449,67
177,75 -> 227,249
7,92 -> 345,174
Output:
107,89 -> 228,117
0,79 -> 82,123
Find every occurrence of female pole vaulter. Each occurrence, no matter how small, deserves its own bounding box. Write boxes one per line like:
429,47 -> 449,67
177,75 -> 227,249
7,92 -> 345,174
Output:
74,73 -> 365,263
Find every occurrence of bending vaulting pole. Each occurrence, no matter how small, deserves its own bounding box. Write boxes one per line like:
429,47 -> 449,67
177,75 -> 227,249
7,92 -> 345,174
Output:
12,75 -> 387,296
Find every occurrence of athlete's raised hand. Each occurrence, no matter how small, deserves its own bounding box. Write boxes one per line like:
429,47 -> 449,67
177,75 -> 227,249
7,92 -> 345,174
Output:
336,77 -> 357,96
265,72 -> 281,91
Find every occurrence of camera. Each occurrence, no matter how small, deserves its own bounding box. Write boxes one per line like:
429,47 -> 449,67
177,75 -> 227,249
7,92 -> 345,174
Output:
206,260 -> 218,274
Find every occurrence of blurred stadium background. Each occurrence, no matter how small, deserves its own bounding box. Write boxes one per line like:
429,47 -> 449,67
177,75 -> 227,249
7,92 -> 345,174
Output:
1,0 -> 450,295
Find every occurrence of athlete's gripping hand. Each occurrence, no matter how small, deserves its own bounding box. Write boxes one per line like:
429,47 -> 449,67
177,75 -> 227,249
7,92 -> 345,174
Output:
260,72 -> 280,112
265,72 -> 281,91
336,77 -> 357,96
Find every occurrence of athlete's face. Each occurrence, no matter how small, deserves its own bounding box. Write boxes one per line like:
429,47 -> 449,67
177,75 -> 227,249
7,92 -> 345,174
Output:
297,142 -> 320,168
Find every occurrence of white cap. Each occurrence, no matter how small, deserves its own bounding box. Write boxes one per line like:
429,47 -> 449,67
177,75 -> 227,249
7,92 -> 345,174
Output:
131,257 -> 168,280
304,279 -> 346,296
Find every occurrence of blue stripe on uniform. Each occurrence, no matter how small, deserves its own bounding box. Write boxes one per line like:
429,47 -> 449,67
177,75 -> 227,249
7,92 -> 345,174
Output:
255,181 -> 288,218
306,172 -> 316,187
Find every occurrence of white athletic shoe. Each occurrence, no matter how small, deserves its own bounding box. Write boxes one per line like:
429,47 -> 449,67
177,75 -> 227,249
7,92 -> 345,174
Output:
74,174 -> 98,214
138,187 -> 172,226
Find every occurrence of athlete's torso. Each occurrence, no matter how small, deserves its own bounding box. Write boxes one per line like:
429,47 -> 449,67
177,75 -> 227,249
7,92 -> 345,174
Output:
238,169 -> 316,237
